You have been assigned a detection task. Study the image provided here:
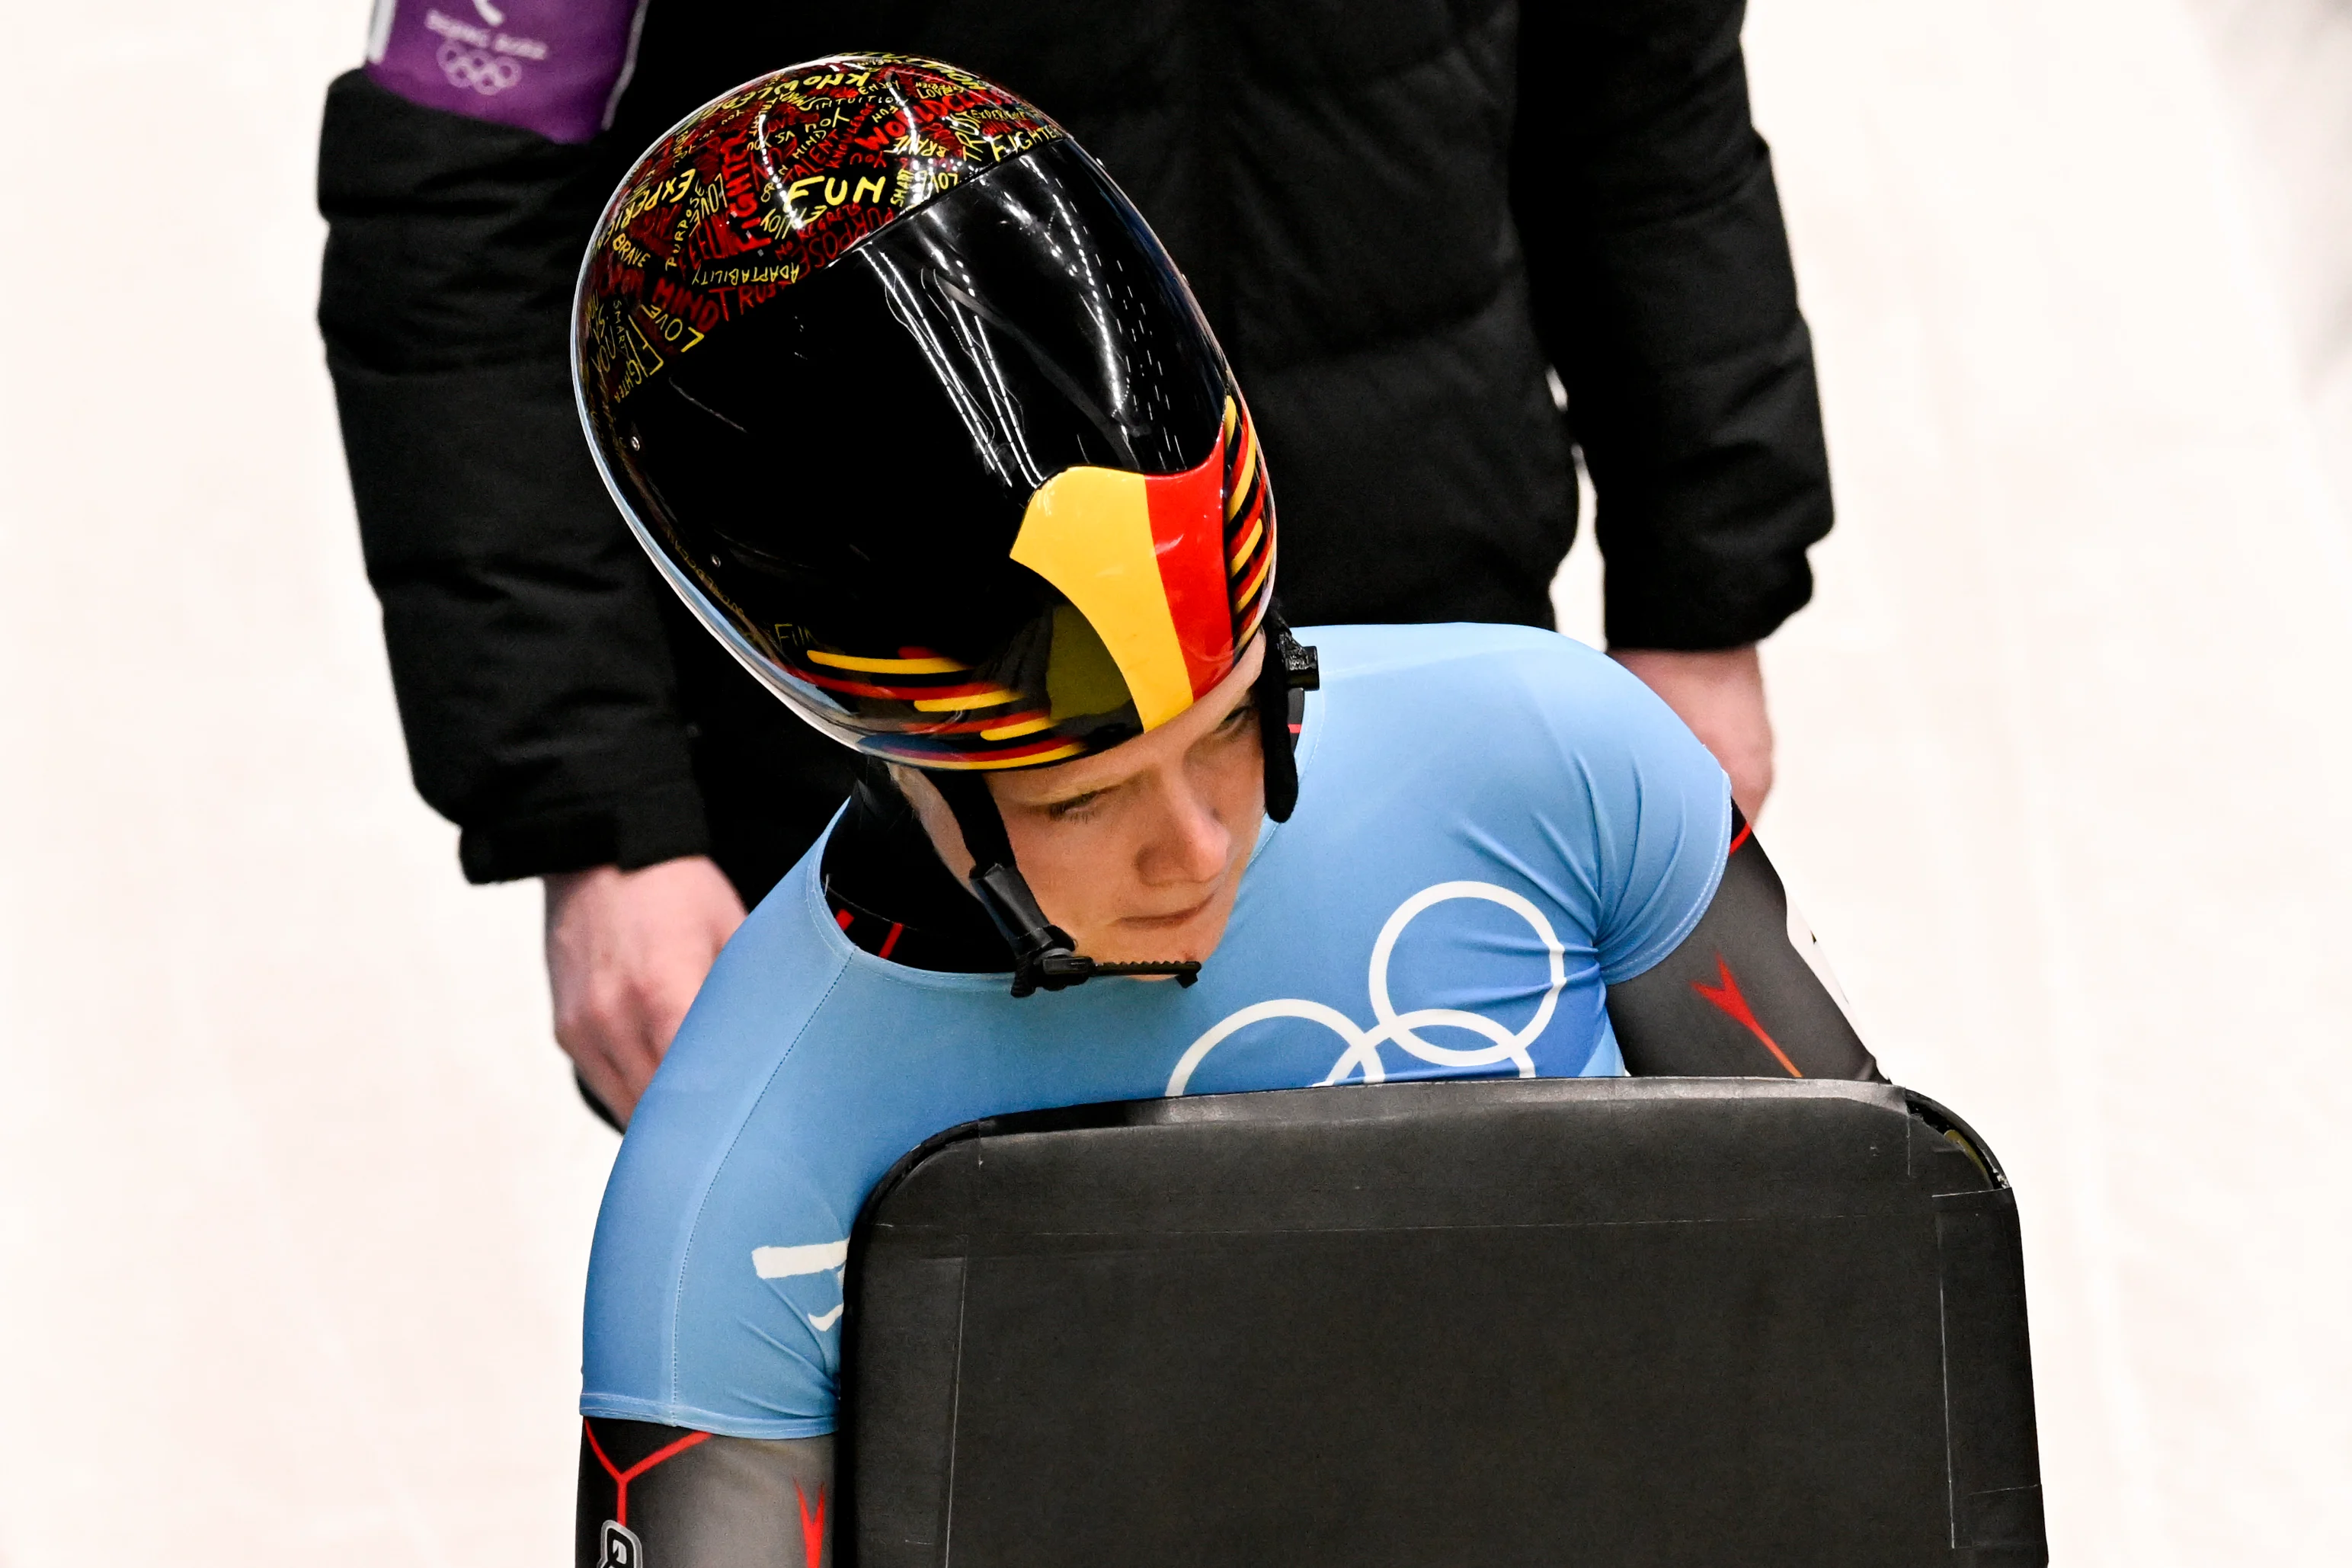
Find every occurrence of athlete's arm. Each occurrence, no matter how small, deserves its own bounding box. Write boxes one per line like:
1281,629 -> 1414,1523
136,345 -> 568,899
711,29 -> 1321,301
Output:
1605,811 -> 1883,1080
578,1420 -> 832,1568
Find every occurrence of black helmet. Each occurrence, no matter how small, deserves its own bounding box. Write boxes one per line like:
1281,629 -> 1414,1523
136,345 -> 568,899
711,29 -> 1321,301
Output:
573,54 -> 1316,994
574,53 -> 1278,772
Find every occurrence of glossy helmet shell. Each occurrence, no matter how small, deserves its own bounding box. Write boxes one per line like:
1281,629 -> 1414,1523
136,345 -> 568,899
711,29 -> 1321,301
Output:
573,55 -> 1275,771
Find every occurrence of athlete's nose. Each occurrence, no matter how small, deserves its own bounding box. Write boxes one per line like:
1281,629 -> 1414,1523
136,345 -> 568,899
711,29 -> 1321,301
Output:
1138,769 -> 1232,889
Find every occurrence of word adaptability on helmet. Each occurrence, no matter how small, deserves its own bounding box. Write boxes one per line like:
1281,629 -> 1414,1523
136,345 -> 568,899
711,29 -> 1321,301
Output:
573,53 -> 1317,997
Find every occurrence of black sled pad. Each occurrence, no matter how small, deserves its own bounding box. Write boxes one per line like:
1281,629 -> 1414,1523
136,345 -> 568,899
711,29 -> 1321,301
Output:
841,1078 -> 2043,1567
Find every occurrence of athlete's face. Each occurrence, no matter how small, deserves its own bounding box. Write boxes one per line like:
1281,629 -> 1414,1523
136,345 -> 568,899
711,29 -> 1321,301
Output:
901,635 -> 1268,966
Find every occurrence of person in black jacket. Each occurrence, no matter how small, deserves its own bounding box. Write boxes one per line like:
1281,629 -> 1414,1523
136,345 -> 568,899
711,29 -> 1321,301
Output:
320,0 -> 1832,1125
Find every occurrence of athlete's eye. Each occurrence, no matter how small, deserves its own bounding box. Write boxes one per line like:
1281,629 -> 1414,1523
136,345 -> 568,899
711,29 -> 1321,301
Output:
1044,789 -> 1106,820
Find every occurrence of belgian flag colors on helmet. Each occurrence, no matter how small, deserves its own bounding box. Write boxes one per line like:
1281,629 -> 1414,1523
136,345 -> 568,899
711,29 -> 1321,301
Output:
573,54 -> 1277,773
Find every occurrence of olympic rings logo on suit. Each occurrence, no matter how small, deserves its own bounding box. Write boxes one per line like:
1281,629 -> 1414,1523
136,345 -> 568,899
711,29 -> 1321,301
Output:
1163,881 -> 1567,1096
438,42 -> 523,94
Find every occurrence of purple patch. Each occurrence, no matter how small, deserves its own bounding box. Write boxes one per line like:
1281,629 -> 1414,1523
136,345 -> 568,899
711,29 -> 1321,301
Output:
363,0 -> 648,144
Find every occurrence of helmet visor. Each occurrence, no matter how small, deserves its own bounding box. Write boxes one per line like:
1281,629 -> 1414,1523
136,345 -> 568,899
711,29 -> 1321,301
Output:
582,137 -> 1272,767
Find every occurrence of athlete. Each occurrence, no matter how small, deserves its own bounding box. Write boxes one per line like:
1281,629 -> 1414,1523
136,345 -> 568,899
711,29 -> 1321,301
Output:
568,58 -> 1878,1568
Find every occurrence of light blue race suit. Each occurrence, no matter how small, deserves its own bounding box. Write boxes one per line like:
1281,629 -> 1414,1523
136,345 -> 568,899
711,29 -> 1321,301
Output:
581,622 -> 1732,1438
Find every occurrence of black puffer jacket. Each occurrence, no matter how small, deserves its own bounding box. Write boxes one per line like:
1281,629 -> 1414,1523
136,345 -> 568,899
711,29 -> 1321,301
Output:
319,0 -> 1829,899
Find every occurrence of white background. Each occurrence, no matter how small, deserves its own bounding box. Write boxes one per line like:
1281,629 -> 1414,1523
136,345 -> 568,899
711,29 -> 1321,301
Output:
2,2 -> 2347,1561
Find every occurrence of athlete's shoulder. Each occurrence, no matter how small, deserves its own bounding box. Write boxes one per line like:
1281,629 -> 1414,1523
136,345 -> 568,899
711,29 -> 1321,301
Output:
1301,620 -> 1591,680
635,862 -> 851,1124
595,853 -> 868,1232
1304,621 -> 1639,697
1299,622 -> 1704,757
582,856 -> 856,1433
1290,622 -> 1730,983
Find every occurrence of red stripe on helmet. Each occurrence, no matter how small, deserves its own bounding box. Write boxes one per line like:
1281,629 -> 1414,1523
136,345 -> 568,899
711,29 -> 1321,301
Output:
1144,430 -> 1237,700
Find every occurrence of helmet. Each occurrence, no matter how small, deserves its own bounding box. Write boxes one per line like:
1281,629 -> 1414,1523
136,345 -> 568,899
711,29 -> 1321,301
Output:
573,54 -> 1317,995
572,53 -> 1277,776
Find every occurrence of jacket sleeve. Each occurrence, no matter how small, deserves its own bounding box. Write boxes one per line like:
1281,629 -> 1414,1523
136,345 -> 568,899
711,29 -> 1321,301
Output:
1512,0 -> 1832,651
318,69 -> 712,883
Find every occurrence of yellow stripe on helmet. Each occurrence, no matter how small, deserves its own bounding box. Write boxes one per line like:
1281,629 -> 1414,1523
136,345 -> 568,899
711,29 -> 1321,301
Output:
1010,466 -> 1195,731
805,649 -> 971,674
911,687 -> 1022,712
1226,412 -> 1256,522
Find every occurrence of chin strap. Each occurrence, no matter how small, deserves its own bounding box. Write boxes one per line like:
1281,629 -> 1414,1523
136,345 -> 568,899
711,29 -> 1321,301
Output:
930,620 -> 1319,1000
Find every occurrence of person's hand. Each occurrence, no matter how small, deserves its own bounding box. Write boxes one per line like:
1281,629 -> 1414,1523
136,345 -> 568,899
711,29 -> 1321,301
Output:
542,856 -> 747,1125
1609,645 -> 1775,822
